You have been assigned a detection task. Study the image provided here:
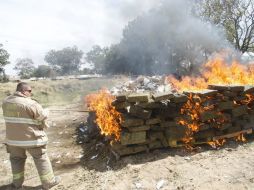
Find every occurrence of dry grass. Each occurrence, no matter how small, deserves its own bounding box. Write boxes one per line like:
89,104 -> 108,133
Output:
0,76 -> 127,107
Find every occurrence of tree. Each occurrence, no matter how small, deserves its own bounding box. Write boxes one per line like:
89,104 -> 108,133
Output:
196,0 -> 254,53
14,58 -> 35,79
34,65 -> 52,78
44,46 -> 83,75
85,45 -> 108,73
0,44 -> 10,82
0,44 -> 10,67
104,45 -> 129,74
102,0 -> 227,75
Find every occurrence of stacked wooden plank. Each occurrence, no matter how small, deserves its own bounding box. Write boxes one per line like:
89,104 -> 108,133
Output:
111,92 -> 182,155
207,85 -> 254,140
107,85 -> 254,156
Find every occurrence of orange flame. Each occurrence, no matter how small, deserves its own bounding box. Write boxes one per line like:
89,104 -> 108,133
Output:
242,94 -> 254,109
179,94 -> 201,134
167,57 -> 254,92
207,139 -> 226,148
235,133 -> 247,142
178,94 -> 220,143
85,89 -> 122,141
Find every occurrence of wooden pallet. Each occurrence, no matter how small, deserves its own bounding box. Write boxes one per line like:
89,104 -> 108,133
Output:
168,128 -> 253,148
169,139 -> 211,148
212,128 -> 252,141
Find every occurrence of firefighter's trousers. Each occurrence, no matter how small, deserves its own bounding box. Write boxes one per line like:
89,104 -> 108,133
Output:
6,145 -> 55,187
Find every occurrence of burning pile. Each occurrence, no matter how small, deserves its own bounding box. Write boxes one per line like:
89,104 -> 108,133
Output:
167,57 -> 254,92
86,56 -> 254,157
85,90 -> 123,141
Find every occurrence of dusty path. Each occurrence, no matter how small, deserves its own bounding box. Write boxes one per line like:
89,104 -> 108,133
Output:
1,104 -> 254,190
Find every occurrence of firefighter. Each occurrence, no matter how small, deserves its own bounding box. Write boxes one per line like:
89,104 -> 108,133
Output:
2,82 -> 60,189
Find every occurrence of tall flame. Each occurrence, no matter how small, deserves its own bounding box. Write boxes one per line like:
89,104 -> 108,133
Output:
178,94 -> 202,143
85,89 -> 122,141
167,57 -> 254,92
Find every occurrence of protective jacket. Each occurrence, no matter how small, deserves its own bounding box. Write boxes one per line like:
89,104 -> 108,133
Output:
2,92 -> 48,147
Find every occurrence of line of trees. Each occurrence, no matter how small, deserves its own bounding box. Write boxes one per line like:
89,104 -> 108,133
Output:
1,45 -> 89,80
13,46 -> 84,79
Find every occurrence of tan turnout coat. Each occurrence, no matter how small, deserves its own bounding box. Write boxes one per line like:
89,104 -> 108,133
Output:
2,92 -> 48,147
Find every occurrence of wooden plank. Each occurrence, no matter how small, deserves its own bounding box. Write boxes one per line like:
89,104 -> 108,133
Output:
121,117 -> 144,127
127,93 -> 150,102
152,92 -> 174,102
128,125 -> 150,132
212,128 -> 252,141
129,105 -> 152,119
112,144 -> 148,156
146,118 -> 161,125
217,101 -> 234,110
208,85 -> 245,92
171,94 -> 188,103
116,94 -> 128,102
121,131 -> 147,145
231,105 -> 248,117
112,101 -> 130,110
168,138 -> 214,147
183,89 -> 218,97
148,140 -> 163,149
194,138 -> 213,145
168,140 -> 183,147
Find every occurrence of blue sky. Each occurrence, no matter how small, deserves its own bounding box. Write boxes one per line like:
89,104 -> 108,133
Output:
0,0 -> 157,75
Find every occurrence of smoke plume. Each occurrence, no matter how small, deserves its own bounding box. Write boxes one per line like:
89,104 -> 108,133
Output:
110,0 -> 232,75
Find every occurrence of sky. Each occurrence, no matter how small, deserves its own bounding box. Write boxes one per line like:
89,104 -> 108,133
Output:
0,0 -> 158,75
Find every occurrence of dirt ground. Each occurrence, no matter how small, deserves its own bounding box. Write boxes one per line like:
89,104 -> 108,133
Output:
1,103 -> 254,190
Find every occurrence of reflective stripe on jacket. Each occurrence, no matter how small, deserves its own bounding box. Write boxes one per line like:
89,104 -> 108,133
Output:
4,116 -> 43,125
2,92 -> 48,147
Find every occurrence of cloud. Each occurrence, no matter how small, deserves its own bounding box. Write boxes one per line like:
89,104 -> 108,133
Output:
0,0 -> 157,75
